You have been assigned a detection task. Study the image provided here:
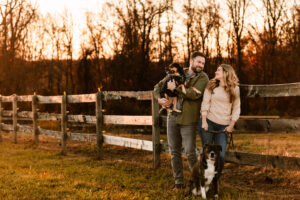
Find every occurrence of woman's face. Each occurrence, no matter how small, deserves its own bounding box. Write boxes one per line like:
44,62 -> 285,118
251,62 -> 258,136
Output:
215,66 -> 224,80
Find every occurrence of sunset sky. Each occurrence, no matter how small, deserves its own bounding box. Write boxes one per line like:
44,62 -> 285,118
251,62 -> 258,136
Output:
35,0 -> 106,58
37,0 -> 104,14
33,0 -> 294,59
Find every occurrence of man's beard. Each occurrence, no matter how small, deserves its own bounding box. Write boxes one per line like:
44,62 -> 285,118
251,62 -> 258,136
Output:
191,65 -> 202,73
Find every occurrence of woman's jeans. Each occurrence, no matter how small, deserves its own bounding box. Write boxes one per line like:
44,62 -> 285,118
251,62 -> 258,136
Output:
197,118 -> 227,170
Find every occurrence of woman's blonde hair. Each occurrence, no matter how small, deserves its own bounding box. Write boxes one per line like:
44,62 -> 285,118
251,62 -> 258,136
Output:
206,64 -> 239,103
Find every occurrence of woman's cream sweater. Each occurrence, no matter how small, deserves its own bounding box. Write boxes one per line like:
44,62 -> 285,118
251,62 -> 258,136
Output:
201,86 -> 240,125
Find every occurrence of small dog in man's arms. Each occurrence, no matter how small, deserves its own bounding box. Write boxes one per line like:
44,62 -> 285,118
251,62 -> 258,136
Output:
187,144 -> 222,199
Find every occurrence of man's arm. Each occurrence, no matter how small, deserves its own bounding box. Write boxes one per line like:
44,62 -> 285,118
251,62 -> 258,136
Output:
153,75 -> 173,107
176,74 -> 209,100
153,76 -> 168,99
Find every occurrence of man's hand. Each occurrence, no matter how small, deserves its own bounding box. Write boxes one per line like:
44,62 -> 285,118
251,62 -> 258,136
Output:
158,98 -> 172,107
167,79 -> 176,91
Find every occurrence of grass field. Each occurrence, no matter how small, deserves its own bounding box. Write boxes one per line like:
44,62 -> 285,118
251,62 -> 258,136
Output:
0,132 -> 299,200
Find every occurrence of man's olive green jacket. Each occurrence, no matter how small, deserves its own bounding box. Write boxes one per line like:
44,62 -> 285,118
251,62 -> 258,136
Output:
153,71 -> 209,125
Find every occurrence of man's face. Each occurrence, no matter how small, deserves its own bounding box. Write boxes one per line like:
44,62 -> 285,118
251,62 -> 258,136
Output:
190,56 -> 205,73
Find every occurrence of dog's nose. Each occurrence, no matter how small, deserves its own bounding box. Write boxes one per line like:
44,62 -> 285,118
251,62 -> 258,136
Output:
211,152 -> 215,158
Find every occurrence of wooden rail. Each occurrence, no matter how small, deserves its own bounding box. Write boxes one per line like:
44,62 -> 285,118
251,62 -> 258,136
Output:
160,143 -> 300,171
3,122 -> 299,171
0,82 -> 300,170
240,82 -> 300,97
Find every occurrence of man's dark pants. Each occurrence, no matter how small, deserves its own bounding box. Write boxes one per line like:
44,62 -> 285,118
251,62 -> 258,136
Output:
167,112 -> 197,185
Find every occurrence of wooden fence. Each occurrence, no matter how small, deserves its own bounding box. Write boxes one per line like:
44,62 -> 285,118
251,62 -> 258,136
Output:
0,82 -> 300,170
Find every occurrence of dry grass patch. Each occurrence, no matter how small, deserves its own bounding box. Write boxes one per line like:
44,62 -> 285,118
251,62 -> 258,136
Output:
0,132 -> 299,200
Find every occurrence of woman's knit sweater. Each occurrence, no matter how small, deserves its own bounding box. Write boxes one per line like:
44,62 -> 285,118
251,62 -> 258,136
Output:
201,86 -> 240,125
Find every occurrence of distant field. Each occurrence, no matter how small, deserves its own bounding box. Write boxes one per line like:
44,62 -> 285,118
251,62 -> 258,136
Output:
0,132 -> 299,200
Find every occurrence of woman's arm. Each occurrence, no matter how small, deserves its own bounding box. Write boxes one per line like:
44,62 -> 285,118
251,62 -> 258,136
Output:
225,86 -> 241,132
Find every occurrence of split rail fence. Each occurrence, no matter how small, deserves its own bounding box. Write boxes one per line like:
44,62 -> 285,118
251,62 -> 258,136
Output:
0,82 -> 300,171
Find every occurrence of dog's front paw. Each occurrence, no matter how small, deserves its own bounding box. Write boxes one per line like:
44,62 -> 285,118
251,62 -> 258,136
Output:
201,187 -> 207,199
191,188 -> 201,196
214,194 -> 219,199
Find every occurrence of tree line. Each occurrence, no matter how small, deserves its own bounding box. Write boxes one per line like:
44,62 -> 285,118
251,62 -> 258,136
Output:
0,0 -> 299,116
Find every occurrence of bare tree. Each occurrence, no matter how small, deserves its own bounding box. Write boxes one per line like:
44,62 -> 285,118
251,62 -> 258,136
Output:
214,13 -> 223,64
85,12 -> 106,87
0,0 -> 37,94
226,23 -> 235,64
106,0 -> 170,89
182,0 -> 195,62
226,0 -> 249,77
156,0 -> 174,64
0,0 -> 37,61
163,2 -> 175,63
197,0 -> 221,58
261,0 -> 286,83
61,9 -> 74,93
262,0 -> 286,52
182,0 -> 221,66
42,13 -> 65,93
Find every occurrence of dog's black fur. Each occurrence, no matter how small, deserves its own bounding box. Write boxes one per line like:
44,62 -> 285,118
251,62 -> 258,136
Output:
160,62 -> 185,98
187,144 -> 222,199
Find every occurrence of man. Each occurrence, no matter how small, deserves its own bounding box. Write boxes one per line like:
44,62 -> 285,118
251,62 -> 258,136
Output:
153,52 -> 209,190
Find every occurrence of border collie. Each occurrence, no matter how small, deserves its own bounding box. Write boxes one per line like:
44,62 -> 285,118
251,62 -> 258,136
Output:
187,144 -> 222,199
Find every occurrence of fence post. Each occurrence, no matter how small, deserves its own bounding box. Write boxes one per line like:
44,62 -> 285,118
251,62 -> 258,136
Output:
151,92 -> 160,169
32,93 -> 39,145
61,92 -> 68,155
0,95 -> 2,142
96,91 -> 103,159
13,95 -> 18,144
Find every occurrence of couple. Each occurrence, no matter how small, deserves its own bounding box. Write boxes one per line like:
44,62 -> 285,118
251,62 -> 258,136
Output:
153,52 -> 241,190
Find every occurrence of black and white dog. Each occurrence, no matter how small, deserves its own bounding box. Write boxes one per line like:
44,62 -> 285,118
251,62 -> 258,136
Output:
187,144 -> 222,199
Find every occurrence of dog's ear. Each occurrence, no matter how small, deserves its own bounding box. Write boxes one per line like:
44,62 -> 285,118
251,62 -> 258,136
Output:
217,145 -> 222,152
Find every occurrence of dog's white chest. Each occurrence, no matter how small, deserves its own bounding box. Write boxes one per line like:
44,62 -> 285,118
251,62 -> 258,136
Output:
204,160 -> 216,186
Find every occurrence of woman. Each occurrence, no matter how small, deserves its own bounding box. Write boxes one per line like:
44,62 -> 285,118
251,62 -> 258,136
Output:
200,64 -> 240,171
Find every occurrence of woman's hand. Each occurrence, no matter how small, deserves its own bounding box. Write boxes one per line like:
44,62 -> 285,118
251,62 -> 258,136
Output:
225,125 -> 234,133
202,119 -> 208,131
225,121 -> 236,133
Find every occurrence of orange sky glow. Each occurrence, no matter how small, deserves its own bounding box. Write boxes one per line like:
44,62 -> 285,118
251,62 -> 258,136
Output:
33,0 -> 294,60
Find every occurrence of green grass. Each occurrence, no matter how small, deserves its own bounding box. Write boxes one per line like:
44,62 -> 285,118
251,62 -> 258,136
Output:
0,140 -> 171,199
0,132 -> 299,199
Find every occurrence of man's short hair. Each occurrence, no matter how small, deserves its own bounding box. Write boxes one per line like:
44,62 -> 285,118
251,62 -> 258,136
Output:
190,52 -> 205,60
